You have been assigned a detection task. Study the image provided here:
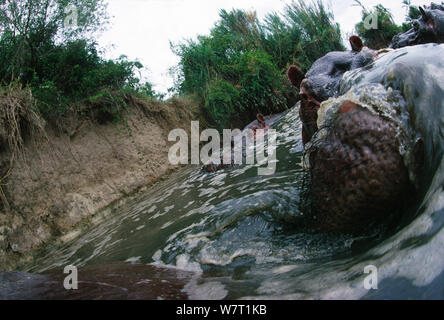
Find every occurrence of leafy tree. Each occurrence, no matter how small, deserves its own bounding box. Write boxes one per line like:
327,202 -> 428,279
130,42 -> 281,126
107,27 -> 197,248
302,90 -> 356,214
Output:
0,0 -> 108,38
354,1 -> 402,49
401,0 -> 422,32
0,0 -> 108,80
28,43 -> 145,117
0,0 -> 155,122
171,0 -> 344,129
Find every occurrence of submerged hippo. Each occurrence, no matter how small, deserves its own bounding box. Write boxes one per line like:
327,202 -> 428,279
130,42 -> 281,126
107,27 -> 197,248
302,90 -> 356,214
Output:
202,113 -> 277,173
287,40 -> 443,232
287,36 -> 376,144
392,3 -> 444,49
307,95 -> 413,232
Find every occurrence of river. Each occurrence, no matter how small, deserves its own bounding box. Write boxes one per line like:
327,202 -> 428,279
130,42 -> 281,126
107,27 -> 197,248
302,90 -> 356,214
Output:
2,44 -> 444,300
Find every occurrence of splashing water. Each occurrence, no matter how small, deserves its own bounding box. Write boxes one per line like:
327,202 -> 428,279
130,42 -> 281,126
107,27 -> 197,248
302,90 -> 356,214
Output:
16,44 -> 444,300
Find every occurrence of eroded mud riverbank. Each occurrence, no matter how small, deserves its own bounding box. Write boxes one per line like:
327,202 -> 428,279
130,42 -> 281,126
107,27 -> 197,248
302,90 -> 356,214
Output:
0,99 -> 195,271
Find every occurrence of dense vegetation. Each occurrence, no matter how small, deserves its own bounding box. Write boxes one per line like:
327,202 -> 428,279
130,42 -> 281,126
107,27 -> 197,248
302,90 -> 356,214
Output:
171,0 -> 345,129
0,0 -> 429,132
0,0 -> 159,210
0,0 -> 156,125
354,0 -> 422,49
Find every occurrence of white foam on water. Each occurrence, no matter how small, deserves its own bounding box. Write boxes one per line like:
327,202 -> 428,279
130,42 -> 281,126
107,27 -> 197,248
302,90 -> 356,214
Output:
271,265 -> 298,275
183,280 -> 228,300
175,254 -> 203,273
125,256 -> 142,264
161,221 -> 174,230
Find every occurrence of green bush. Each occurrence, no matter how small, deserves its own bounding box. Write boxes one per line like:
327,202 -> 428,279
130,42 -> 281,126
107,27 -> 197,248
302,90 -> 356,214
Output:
354,2 -> 403,49
86,88 -> 128,124
0,34 -> 153,121
0,0 -> 156,124
272,0 -> 345,70
206,80 -> 240,128
235,50 -> 287,115
172,0 -> 345,129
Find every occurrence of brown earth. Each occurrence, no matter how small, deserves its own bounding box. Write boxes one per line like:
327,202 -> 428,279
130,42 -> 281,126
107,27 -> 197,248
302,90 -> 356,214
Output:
0,95 -> 197,270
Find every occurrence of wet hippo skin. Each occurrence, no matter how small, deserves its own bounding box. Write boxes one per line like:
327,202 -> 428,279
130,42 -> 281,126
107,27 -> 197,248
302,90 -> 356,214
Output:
392,3 -> 444,49
308,103 -> 411,232
283,31 -> 436,232
291,36 -> 374,103
287,36 -> 375,145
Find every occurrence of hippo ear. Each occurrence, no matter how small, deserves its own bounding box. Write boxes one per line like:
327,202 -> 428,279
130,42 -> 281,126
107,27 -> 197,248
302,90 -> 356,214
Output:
419,6 -> 427,20
419,7 -> 431,23
287,65 -> 305,88
349,35 -> 363,52
257,113 -> 265,124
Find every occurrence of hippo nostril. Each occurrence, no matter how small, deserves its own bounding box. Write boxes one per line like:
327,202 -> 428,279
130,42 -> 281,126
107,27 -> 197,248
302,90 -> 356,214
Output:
300,93 -> 308,100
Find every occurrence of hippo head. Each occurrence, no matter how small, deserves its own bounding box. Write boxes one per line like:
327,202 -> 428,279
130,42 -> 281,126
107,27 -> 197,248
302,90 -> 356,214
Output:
308,102 -> 411,232
305,84 -> 420,232
286,35 -> 373,145
392,3 -> 444,49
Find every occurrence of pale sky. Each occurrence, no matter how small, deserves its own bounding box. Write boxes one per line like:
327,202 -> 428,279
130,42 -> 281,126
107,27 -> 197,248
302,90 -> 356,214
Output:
97,0 -> 429,95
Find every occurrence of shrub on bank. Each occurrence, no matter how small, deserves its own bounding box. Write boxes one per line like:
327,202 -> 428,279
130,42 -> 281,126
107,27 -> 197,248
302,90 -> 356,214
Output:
171,0 -> 345,129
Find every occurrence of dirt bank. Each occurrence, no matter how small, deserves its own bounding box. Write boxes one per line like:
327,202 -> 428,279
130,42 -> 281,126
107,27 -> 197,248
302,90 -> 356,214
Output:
0,96 -> 196,270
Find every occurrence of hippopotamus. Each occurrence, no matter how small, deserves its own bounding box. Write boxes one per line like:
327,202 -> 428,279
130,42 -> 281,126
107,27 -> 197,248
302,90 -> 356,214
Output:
300,42 -> 444,233
391,3 -> 444,49
307,96 -> 413,232
287,36 -> 376,144
202,113 -> 277,173
287,36 -> 375,102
